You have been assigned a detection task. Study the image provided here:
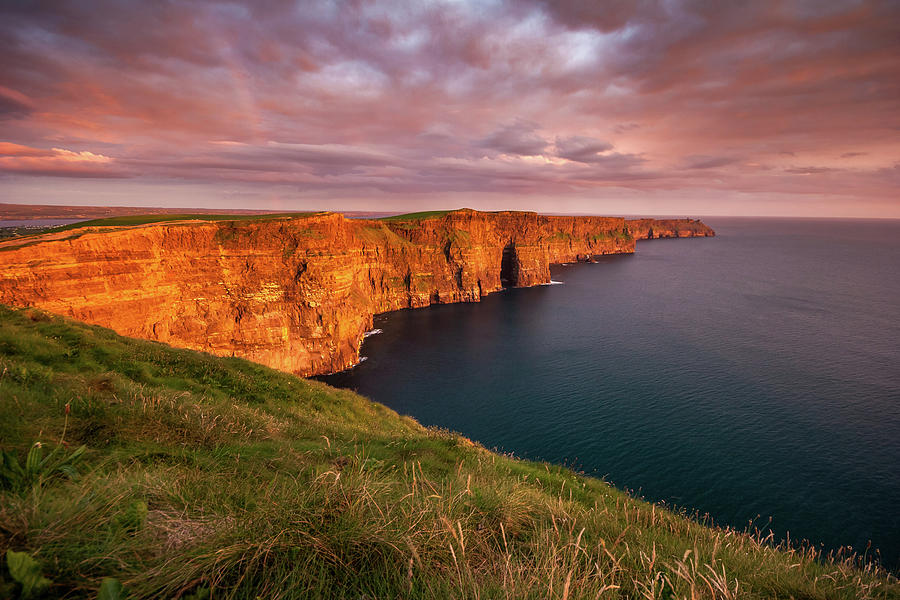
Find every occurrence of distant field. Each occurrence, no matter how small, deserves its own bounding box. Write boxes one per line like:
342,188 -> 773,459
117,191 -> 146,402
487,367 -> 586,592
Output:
0,203 -> 304,220
46,212 -> 321,233
0,213 -> 325,247
0,203 -> 397,221
381,210 -> 452,221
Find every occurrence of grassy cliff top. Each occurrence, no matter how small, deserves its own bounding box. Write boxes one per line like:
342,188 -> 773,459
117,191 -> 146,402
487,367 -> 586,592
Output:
0,212 -> 326,253
0,305 -> 895,599
380,209 -> 546,221
45,212 -> 323,232
380,210 -> 455,221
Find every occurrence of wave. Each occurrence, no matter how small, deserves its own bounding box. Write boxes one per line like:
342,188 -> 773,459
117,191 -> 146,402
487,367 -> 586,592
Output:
364,328 -> 384,337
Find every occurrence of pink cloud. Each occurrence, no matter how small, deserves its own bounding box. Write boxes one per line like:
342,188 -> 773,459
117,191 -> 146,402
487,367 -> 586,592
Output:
0,0 -> 897,215
0,142 -> 122,177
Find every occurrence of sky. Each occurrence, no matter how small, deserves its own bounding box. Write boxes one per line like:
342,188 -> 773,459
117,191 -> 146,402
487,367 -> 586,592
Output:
1,0 -> 898,217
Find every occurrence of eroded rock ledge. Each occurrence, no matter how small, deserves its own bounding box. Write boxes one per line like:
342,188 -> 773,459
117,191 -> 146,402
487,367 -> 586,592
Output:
0,209 -> 713,376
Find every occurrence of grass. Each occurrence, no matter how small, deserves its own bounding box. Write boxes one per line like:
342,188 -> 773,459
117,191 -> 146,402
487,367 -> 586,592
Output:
591,230 -> 634,243
0,305 -> 897,599
381,210 -> 453,221
0,213 -> 324,253
44,212 -> 322,234
0,227 -> 52,242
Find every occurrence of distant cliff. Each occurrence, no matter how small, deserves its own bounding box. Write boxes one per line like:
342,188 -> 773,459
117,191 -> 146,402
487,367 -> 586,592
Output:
0,210 -> 713,376
627,218 -> 715,240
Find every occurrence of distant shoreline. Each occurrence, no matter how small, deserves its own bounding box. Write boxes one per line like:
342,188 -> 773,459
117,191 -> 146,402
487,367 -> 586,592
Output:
0,202 -> 393,221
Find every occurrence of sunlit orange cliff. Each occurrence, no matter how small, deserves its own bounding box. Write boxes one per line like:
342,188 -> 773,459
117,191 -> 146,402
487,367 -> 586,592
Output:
0,210 -> 713,376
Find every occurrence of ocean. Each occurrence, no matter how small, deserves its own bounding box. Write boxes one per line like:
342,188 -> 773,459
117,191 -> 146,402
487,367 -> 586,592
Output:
320,217 -> 900,569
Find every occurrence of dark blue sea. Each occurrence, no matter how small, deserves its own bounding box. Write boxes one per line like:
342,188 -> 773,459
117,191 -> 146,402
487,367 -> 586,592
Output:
321,218 -> 900,569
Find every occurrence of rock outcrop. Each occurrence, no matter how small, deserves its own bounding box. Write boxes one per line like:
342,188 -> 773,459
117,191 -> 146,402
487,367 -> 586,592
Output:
0,210 -> 713,376
626,218 -> 715,240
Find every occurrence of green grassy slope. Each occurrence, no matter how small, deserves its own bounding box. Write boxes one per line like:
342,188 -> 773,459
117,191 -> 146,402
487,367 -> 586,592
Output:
0,305 -> 896,599
46,212 -> 322,233
0,213 -> 324,253
380,210 -> 453,221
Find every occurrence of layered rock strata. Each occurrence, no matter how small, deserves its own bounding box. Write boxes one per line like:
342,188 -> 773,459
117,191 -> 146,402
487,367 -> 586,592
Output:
0,210 -> 713,376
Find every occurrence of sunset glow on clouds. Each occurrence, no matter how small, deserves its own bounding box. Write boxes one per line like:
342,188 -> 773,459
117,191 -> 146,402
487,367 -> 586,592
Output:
1,0 -> 898,216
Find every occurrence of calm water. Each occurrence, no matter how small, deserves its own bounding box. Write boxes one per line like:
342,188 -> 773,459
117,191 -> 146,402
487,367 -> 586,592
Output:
0,219 -> 86,228
321,218 -> 900,569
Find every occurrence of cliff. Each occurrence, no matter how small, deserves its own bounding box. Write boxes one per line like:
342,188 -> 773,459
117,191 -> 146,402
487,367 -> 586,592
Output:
0,210 -> 713,376
627,218 -> 715,239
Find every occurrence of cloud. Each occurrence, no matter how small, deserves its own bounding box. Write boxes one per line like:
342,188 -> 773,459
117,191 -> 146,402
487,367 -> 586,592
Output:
0,143 -> 121,177
0,86 -> 34,117
613,122 -> 640,134
0,0 -> 896,214
477,121 -> 549,157
684,156 -> 742,170
536,0 -> 660,32
0,142 -> 48,157
784,166 -> 836,175
554,136 -> 615,163
50,148 -> 112,164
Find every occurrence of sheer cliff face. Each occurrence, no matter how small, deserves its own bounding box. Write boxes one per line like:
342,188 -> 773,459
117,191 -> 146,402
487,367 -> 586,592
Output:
0,210 -> 712,376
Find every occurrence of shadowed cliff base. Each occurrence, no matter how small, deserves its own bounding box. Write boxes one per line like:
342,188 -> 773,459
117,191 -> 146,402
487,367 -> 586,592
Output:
0,209 -> 713,376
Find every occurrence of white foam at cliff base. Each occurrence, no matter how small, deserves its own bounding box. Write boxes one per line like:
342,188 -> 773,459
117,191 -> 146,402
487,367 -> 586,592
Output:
364,328 -> 383,337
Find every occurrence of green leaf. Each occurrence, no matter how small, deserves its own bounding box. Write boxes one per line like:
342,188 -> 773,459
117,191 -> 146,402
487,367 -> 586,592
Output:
57,464 -> 78,480
0,453 -> 21,488
58,445 -> 87,467
5,550 -> 52,599
37,445 -> 62,470
24,444 -> 42,476
97,577 -> 123,600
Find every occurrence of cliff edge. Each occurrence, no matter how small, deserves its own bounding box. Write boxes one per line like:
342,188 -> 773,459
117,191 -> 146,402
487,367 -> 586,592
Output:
0,210 -> 713,376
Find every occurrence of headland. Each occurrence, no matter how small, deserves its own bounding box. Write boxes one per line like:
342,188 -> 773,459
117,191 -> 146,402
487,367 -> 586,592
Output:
0,209 -> 712,376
